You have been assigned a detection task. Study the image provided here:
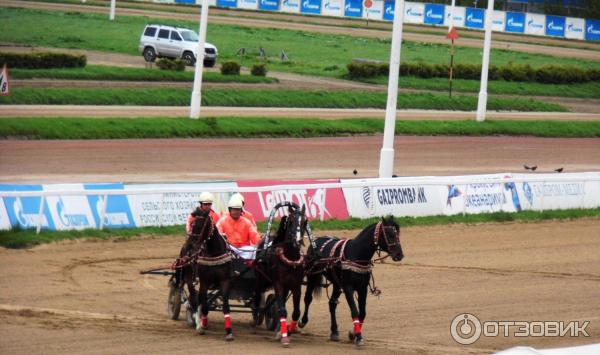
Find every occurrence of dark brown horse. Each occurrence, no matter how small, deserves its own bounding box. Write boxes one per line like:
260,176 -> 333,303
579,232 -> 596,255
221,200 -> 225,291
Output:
252,202 -> 308,347
300,215 -> 404,346
181,209 -> 235,340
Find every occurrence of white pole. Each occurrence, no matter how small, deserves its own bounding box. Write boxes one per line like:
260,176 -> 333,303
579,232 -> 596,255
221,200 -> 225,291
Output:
190,0 -> 210,119
448,0 -> 456,32
109,0 -> 116,20
36,196 -> 45,234
378,0 -> 406,178
476,0 -> 494,122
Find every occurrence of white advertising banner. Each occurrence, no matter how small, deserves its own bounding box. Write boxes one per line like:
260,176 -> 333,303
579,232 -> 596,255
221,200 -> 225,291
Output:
513,173 -> 600,211
238,0 -> 259,10
492,10 -> 505,32
565,17 -> 585,40
125,182 -> 236,227
445,6 -> 465,28
525,13 -> 546,36
281,0 -> 301,13
322,0 -> 343,16
342,178 -> 447,218
443,176 -> 520,215
0,199 -> 11,230
43,184 -> 97,230
404,1 -> 425,24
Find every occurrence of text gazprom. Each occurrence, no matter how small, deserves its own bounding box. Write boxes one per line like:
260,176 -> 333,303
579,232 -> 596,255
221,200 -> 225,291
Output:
377,187 -> 427,205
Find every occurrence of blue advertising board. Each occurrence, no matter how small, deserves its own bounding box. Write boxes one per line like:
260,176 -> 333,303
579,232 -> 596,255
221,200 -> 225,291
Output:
344,0 -> 362,18
217,0 -> 237,7
301,0 -> 321,14
545,15 -> 565,37
505,12 -> 525,33
0,185 -> 55,230
84,183 -> 136,229
586,19 -> 600,41
259,0 -> 280,11
423,3 -> 444,25
465,7 -> 485,29
383,0 -> 394,21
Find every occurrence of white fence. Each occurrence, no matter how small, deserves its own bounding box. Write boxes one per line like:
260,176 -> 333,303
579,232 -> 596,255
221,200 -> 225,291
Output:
1,172 -> 599,233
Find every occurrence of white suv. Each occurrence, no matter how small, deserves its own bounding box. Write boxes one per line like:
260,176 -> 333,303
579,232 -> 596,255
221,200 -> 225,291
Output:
139,24 -> 218,67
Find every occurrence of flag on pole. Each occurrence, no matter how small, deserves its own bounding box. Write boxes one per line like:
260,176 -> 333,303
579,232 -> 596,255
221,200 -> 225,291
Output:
0,64 -> 9,96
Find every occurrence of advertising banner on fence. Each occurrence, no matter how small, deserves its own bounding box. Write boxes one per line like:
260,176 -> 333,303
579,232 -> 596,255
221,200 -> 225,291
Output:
342,178 -> 447,218
259,0 -> 280,11
445,6 -> 465,28
238,0 -> 259,10
443,174 -> 522,215
363,0 -> 384,20
217,0 -> 237,7
423,3 -> 444,26
586,19 -> 600,41
525,13 -> 545,36
125,182 -> 236,227
492,10 -> 505,32
322,0 -> 342,16
281,0 -> 300,12
84,183 -> 136,229
301,0 -> 322,14
565,17 -> 585,40
44,184 -> 96,231
404,1 -> 424,24
344,0 -> 362,18
0,184 -> 55,230
237,179 -> 349,222
546,15 -> 566,37
382,0 -> 394,21
0,195 -> 12,230
464,7 -> 484,29
505,11 -> 525,33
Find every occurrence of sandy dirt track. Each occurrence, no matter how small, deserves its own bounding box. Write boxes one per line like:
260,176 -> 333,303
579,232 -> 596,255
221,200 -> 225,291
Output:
1,136 -> 599,184
1,220 -> 599,354
4,0 -> 600,61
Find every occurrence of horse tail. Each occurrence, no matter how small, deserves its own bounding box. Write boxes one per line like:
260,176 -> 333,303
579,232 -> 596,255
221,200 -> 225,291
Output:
307,273 -> 324,299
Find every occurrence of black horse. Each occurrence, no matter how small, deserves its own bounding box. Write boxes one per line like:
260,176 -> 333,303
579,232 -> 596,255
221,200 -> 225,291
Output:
300,215 -> 404,346
182,209 -> 235,340
253,203 -> 308,347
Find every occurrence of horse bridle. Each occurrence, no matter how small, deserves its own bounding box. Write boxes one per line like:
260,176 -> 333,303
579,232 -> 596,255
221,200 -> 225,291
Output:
188,214 -> 215,253
373,221 -> 400,253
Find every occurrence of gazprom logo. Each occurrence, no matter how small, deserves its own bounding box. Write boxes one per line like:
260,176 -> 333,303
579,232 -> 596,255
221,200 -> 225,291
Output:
56,198 -> 90,227
507,17 -> 523,27
406,7 -> 422,17
467,13 -> 482,24
345,3 -> 360,13
303,0 -> 319,9
426,9 -> 442,20
528,19 -> 543,29
324,1 -> 339,10
548,21 -> 563,31
261,0 -> 278,6
588,25 -> 600,35
568,23 -> 582,32
385,5 -> 394,15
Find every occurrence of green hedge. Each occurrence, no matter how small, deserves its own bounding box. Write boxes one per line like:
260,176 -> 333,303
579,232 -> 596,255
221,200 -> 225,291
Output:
0,52 -> 86,69
347,62 -> 600,84
250,63 -> 267,77
156,58 -> 185,71
221,61 -> 241,75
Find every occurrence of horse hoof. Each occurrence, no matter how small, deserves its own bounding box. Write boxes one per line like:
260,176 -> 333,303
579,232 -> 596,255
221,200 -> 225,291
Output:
288,326 -> 301,335
275,331 -> 282,340
355,337 -> 365,347
348,331 -> 355,341
298,320 -> 306,329
330,332 -> 340,342
281,336 -> 290,347
225,333 -> 234,341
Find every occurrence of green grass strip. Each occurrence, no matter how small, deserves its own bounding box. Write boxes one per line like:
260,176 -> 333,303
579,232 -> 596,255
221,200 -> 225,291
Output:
9,65 -> 277,83
0,88 -> 567,112
2,208 -> 598,249
1,117 -> 599,139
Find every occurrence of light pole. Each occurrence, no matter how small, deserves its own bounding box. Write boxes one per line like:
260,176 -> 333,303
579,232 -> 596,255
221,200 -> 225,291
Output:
109,0 -> 116,20
190,0 -> 210,119
476,0 -> 494,122
378,0 -> 406,178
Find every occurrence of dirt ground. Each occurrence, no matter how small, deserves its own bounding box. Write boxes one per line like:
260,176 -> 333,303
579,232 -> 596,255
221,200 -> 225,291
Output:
0,220 -> 598,354
1,136 -> 599,184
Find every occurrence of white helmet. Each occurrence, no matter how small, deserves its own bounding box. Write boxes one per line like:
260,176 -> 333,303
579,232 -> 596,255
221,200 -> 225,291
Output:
198,192 -> 214,204
227,194 -> 244,209
231,193 -> 245,205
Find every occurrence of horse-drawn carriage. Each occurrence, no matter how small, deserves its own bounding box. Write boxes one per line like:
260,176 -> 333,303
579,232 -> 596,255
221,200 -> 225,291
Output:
141,200 -> 404,347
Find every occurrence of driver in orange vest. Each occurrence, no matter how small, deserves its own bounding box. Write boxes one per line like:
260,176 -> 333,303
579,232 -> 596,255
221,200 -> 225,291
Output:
186,192 -> 220,235
217,194 -> 261,258
222,193 -> 256,227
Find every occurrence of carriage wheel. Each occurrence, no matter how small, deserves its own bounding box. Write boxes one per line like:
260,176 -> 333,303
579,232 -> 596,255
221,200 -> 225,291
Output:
264,294 -> 278,331
167,278 -> 182,320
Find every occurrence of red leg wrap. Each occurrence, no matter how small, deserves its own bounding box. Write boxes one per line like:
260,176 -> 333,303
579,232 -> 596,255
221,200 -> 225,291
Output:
224,314 -> 231,329
201,315 -> 208,328
280,317 -> 288,337
289,320 -> 297,333
353,317 -> 362,335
